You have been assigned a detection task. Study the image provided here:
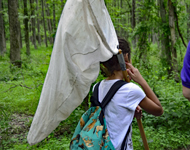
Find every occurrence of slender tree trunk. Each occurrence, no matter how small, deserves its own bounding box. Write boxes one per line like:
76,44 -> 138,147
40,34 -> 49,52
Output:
45,2 -> 53,44
132,0 -> 136,48
42,0 -> 48,47
2,0 -> 6,53
159,0 -> 172,75
23,0 -> 30,55
36,0 -> 41,46
0,0 -> 6,56
168,0 -> 179,82
53,1 -> 56,41
8,0 -> 21,68
132,0 -> 136,29
30,0 -> 37,49
17,0 -> 22,49
53,0 -> 56,31
186,4 -> 190,41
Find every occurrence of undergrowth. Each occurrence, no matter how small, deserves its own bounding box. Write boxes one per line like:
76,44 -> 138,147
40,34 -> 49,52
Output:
0,43 -> 190,150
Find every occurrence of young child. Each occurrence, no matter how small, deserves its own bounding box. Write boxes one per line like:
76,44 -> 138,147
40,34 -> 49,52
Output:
97,37 -> 163,150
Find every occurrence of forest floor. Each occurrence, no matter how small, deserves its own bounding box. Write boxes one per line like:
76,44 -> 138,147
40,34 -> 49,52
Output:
6,113 -> 190,150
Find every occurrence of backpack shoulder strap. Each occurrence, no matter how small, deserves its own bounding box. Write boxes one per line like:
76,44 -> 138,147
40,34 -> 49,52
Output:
90,82 -> 101,107
101,80 -> 127,108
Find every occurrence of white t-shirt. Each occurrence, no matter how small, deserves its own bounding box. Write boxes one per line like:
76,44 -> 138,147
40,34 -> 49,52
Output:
95,79 -> 146,150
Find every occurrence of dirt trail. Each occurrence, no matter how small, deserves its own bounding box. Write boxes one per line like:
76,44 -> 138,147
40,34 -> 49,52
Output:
5,114 -> 190,150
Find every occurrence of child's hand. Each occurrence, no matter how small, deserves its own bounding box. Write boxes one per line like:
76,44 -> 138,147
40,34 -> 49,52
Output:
126,63 -> 145,85
134,105 -> 142,119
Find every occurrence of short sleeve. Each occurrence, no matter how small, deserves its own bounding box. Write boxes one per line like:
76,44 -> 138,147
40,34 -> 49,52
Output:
181,41 -> 190,88
118,83 -> 146,111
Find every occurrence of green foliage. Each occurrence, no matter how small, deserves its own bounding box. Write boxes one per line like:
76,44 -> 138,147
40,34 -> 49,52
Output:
1,0 -> 190,149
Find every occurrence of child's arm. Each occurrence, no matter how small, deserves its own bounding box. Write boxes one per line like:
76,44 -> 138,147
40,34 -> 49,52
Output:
126,63 -> 163,116
182,86 -> 190,101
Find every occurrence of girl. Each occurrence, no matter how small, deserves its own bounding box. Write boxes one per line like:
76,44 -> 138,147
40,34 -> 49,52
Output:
98,37 -> 163,150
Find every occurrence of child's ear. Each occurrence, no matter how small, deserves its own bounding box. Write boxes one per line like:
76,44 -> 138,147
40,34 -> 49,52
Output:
124,53 -> 129,63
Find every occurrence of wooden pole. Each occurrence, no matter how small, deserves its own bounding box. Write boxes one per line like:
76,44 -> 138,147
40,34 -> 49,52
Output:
118,50 -> 149,150
136,118 -> 149,150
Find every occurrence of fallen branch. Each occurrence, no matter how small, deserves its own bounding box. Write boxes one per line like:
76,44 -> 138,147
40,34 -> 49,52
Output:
4,82 -> 32,92
174,6 -> 187,48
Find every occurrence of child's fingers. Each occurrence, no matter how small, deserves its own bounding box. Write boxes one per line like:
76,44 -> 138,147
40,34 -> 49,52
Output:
127,69 -> 134,79
127,69 -> 132,76
126,62 -> 134,69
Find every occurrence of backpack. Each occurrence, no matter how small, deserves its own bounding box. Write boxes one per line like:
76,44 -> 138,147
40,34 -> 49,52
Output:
70,80 -> 129,150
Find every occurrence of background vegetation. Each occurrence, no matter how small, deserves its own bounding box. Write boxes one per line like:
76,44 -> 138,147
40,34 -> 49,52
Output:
0,0 -> 190,149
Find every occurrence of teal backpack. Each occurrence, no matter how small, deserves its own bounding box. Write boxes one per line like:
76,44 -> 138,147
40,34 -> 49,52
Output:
70,80 -> 129,150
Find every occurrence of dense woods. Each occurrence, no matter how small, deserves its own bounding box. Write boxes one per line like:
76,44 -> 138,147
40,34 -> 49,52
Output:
0,0 -> 190,149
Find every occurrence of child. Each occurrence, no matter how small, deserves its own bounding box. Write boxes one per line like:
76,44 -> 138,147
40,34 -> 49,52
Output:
181,41 -> 190,101
98,37 -> 163,150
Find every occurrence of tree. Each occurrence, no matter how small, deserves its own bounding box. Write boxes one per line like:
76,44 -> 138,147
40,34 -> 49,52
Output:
23,0 -> 30,55
41,0 -> 48,47
186,3 -> 190,41
45,2 -> 53,44
0,0 -> 6,56
53,0 -> 56,32
131,0 -> 136,29
132,0 -> 136,47
168,0 -> 179,82
158,0 -> 172,74
36,0 -> 41,46
17,0 -> 22,49
8,0 -> 21,68
30,0 -> 37,49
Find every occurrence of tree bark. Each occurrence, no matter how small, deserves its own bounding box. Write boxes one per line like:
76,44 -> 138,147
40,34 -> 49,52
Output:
132,0 -> 136,29
53,0 -> 56,31
2,0 -> 6,53
23,0 -> 30,56
36,0 -> 41,46
8,0 -> 21,68
30,0 -> 37,49
159,0 -> 172,75
17,0 -> 22,49
186,4 -> 190,42
168,0 -> 179,82
0,0 -> 6,56
41,0 -> 48,47
45,2 -> 53,44
132,0 -> 136,48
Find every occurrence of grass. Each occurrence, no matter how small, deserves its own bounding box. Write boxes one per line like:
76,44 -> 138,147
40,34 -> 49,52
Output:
0,43 -> 190,150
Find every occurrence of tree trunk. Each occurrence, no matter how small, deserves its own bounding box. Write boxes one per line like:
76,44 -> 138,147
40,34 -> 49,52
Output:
30,0 -> 37,49
53,0 -> 56,31
159,0 -> 172,75
0,0 -> 6,56
41,0 -> 48,47
23,0 -> 30,56
45,2 -> 53,44
186,4 -> 190,41
17,0 -> 22,49
2,0 -> 6,53
8,0 -> 21,68
168,0 -> 179,82
132,0 -> 136,48
36,0 -> 41,46
132,0 -> 136,29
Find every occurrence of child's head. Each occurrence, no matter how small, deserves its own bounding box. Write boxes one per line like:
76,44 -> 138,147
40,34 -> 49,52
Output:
101,37 -> 131,77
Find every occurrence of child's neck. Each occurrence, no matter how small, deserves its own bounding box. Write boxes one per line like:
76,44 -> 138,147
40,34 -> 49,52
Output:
106,70 -> 123,80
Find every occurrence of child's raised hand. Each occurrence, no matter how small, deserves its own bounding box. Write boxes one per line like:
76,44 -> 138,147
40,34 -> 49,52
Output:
126,63 -> 145,85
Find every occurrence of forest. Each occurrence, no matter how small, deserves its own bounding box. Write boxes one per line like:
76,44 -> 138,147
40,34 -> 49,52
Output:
0,0 -> 190,149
